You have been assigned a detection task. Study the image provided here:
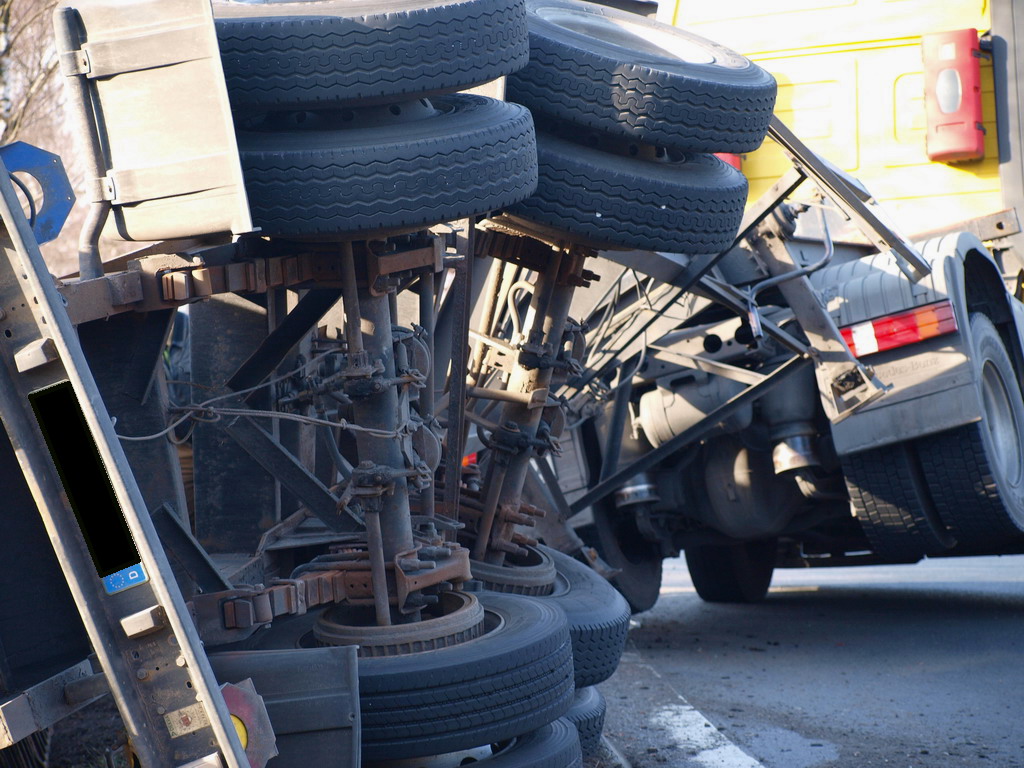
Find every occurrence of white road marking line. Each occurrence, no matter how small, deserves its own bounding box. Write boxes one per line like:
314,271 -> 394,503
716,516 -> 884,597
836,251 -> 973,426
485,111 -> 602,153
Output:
600,734 -> 634,768
651,703 -> 766,768
632,662 -> 766,768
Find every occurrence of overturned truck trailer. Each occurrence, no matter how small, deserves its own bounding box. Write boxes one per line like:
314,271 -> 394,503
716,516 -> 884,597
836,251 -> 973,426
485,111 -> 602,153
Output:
2,0 -> 1023,766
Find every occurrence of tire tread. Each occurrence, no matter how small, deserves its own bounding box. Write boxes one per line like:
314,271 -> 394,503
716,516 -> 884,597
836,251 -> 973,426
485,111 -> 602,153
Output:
240,95 -> 538,236
506,4 -> 776,153
843,443 -> 952,560
217,0 -> 529,107
509,132 -> 746,252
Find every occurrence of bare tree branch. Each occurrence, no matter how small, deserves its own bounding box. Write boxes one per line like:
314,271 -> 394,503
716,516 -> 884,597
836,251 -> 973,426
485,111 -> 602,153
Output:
1,56 -> 57,143
5,1 -> 57,55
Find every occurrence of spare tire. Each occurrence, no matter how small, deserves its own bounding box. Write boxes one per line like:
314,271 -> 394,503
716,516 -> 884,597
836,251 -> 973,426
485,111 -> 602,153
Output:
506,0 -> 776,153
238,94 -> 538,237
215,0 -> 529,109
540,546 -> 631,688
357,592 -> 574,759
507,129 -> 747,253
565,687 -> 606,757
482,719 -> 583,768
243,592 -> 575,761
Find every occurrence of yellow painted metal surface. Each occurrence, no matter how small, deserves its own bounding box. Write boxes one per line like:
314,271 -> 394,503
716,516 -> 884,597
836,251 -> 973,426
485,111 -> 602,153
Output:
666,1 -> 999,236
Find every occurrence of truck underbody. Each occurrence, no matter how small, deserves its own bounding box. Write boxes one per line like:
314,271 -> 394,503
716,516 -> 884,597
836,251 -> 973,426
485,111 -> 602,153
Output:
2,0 -> 1024,766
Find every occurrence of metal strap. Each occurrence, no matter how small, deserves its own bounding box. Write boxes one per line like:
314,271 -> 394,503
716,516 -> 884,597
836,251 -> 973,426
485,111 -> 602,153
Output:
94,153 -> 237,205
83,24 -> 211,79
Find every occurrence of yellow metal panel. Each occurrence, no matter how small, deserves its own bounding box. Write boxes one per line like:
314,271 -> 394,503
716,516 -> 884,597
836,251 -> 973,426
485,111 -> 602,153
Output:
671,0 -> 999,236
673,0 -> 988,56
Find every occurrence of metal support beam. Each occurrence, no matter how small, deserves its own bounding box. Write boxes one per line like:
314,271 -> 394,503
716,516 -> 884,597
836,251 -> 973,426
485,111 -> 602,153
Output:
767,116 -> 930,281
220,411 -> 357,532
748,218 -> 888,420
442,223 -> 475,520
227,288 -> 343,395
151,505 -> 233,594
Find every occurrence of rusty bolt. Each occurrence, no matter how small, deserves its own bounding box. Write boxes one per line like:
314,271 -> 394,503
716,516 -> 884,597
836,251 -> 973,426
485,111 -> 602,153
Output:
519,503 -> 547,519
511,532 -> 539,548
501,510 -> 536,527
492,540 -> 529,558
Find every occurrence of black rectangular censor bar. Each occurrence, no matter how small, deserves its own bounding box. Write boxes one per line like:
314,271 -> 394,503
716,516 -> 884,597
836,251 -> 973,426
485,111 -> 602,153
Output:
29,380 -> 139,578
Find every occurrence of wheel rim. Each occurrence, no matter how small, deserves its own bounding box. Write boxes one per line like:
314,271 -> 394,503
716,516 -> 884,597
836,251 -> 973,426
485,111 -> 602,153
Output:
534,7 -> 741,68
313,591 -> 486,656
981,359 -> 1024,487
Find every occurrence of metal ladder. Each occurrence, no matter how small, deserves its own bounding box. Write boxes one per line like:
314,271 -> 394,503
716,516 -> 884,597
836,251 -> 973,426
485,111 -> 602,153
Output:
0,146 -> 249,768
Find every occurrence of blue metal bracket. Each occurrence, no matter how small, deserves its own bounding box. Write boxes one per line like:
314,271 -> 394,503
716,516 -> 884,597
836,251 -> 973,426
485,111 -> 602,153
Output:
0,141 -> 75,245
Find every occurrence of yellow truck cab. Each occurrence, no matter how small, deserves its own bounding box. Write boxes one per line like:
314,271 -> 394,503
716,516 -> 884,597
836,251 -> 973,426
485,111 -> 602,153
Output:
663,1 -> 1019,253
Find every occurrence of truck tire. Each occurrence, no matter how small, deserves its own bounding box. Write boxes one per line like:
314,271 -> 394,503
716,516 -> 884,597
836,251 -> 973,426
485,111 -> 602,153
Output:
471,544 -> 559,595
359,593 -> 574,759
507,130 -> 747,252
244,593 -> 574,760
482,719 -> 583,768
541,546 -> 631,688
565,686 -> 606,757
842,442 -> 954,561
238,95 -> 538,238
215,0 -> 529,109
584,502 -> 664,614
505,0 -> 776,153
918,313 -> 1024,551
684,539 -> 776,603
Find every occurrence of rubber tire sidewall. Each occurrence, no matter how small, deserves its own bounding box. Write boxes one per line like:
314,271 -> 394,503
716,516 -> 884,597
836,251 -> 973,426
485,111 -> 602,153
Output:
216,0 -> 529,108
970,312 -> 1024,524
483,719 -> 583,768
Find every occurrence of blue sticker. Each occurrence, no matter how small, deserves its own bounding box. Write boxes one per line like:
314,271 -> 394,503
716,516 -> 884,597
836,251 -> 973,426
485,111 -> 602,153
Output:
102,563 -> 148,595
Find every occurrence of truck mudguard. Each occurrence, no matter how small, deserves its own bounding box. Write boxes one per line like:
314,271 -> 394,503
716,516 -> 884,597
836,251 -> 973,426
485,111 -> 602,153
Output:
813,231 -> 1013,454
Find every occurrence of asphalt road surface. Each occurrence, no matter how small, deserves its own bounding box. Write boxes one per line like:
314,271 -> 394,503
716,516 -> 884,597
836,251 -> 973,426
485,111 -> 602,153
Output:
600,555 -> 1024,768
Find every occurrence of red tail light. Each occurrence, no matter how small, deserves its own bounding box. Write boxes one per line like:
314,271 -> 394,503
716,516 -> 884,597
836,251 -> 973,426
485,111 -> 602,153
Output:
840,300 -> 958,357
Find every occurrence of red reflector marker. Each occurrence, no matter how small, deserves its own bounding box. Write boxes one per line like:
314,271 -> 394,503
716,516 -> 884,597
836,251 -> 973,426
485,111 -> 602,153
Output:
922,29 -> 985,163
840,300 -> 958,357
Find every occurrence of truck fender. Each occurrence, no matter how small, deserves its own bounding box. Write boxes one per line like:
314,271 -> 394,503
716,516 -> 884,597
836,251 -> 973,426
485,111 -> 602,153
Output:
826,232 -> 987,455
949,237 -> 1024,386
